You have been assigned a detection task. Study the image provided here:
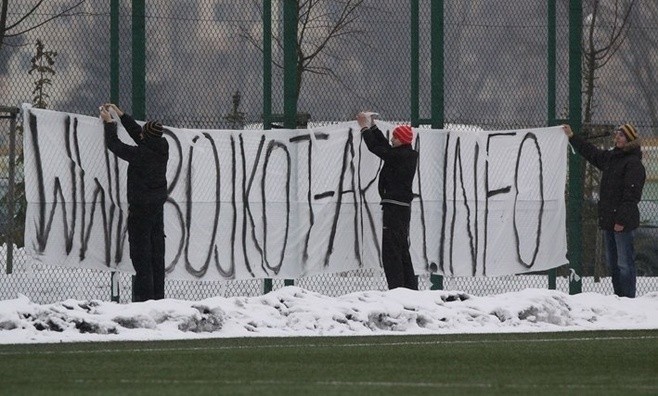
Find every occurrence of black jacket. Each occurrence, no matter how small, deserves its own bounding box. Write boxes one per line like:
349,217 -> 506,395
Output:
569,134 -> 645,231
362,126 -> 418,205
104,114 -> 169,206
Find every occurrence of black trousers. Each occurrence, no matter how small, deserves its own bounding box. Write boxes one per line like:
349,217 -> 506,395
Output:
128,204 -> 165,302
382,203 -> 418,290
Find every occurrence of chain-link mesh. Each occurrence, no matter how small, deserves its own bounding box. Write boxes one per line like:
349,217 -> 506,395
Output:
1,1 -> 656,303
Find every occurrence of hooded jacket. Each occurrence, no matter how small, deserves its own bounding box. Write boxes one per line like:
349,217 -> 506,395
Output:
569,134 -> 645,231
362,126 -> 418,205
104,114 -> 169,206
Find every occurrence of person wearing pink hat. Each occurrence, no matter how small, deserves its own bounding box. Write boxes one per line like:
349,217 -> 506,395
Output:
358,112 -> 418,290
563,123 -> 645,298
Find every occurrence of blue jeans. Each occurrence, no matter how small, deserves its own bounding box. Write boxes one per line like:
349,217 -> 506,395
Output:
602,230 -> 637,298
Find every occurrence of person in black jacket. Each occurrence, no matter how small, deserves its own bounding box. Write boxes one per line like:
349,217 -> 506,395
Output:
100,103 -> 169,302
563,123 -> 645,298
358,112 -> 418,290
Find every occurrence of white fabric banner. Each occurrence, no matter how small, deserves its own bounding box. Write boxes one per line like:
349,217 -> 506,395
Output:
23,105 -> 568,280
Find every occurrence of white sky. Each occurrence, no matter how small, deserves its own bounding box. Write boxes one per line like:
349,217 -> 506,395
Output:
1,287 -> 657,345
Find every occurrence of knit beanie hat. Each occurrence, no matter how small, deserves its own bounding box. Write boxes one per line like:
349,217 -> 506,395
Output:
144,121 -> 164,138
392,125 -> 413,145
618,123 -> 638,141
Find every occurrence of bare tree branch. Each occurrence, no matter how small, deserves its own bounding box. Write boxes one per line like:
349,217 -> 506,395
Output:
618,2 -> 658,129
240,0 -> 367,103
0,0 -> 9,49
5,1 -> 85,38
5,0 -> 46,31
581,0 -> 635,124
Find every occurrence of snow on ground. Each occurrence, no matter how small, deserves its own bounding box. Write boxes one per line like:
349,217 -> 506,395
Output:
1,287 -> 657,345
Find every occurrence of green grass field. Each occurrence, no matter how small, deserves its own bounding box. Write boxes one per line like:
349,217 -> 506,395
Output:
1,330 -> 657,395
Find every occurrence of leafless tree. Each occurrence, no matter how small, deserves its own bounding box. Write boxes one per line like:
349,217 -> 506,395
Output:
241,0 -> 367,102
581,0 -> 635,128
619,2 -> 658,131
0,0 -> 85,52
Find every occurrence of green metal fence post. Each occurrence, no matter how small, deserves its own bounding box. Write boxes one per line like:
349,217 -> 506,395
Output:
410,0 -> 419,127
110,0 -> 121,303
263,0 -> 297,293
282,0 -> 297,289
283,0 -> 298,129
411,1 -> 444,291
431,0 -> 444,129
130,0 -> 146,302
568,0 -> 583,294
111,0 -> 120,104
546,0 -> 557,290
132,0 -> 146,120
262,0 -> 272,130
3,107 -> 19,275
264,278 -> 273,294
262,0 -> 274,294
409,0 -> 424,289
110,272 -> 120,303
430,0 -> 445,291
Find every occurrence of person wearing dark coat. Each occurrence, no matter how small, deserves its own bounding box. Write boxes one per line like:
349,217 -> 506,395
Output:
100,104 -> 169,302
358,112 -> 419,290
563,123 -> 645,298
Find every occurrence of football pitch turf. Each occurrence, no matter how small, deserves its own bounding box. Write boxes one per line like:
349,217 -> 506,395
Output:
1,330 -> 656,395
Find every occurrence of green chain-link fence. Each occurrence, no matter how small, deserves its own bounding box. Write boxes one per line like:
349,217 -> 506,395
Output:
1,0 -> 656,303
